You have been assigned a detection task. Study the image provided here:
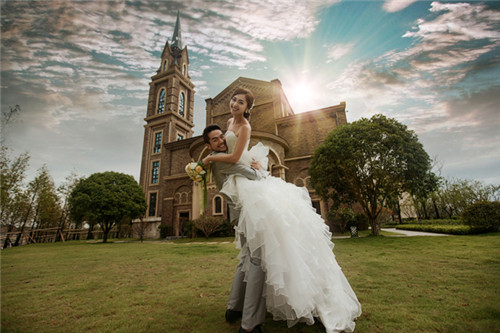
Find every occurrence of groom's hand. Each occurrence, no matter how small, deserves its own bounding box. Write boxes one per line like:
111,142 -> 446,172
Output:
251,161 -> 262,170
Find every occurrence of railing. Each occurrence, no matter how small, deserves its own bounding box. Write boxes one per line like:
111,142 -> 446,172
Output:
0,227 -> 120,248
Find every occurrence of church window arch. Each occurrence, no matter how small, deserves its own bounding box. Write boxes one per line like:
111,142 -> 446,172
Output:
174,185 -> 192,205
183,64 -> 187,76
162,60 -> 168,72
157,89 -> 166,114
179,91 -> 185,117
213,195 -> 223,215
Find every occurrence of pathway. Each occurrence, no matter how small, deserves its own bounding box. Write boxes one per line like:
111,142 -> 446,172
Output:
381,228 -> 451,237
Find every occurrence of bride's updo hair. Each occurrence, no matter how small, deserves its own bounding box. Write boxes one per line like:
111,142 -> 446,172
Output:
231,87 -> 255,119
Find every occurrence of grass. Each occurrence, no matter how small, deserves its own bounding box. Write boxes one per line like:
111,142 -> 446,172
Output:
2,234 -> 500,333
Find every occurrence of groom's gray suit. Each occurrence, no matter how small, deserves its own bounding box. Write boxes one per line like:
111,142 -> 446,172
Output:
211,153 -> 267,331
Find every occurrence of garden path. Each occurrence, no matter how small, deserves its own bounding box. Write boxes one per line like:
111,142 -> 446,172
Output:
381,228 -> 451,237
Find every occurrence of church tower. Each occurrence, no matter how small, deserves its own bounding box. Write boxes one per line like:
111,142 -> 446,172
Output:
139,11 -> 195,226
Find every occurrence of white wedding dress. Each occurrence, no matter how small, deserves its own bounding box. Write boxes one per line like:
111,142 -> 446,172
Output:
220,131 -> 362,333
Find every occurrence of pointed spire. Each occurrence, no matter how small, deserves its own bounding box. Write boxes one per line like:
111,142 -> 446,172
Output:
171,11 -> 182,50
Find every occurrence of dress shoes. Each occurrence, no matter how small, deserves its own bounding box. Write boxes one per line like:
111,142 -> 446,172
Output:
238,325 -> 263,333
225,309 -> 242,323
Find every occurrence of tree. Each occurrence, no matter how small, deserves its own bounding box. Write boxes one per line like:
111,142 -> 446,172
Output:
310,114 -> 437,235
193,215 -> 224,238
68,171 -> 147,243
1,104 -> 30,246
56,172 -> 81,241
0,149 -> 30,227
462,201 -> 500,233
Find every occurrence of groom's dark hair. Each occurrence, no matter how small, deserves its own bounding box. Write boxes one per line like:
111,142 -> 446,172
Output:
203,124 -> 222,144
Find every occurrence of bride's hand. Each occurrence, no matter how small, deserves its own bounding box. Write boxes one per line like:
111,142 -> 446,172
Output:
202,155 -> 211,165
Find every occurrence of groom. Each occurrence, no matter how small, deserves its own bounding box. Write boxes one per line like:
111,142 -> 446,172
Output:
202,124 -> 266,333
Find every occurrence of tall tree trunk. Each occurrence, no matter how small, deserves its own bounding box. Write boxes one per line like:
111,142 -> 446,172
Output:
14,189 -> 38,246
56,202 -> 68,242
432,198 -> 440,219
396,201 -> 402,223
422,201 -> 429,219
87,224 -> 94,240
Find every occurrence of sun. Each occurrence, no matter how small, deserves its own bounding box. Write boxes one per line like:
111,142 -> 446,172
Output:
283,81 -> 318,114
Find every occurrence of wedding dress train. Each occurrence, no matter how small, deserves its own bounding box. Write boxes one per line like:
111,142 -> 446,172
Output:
221,131 -> 361,333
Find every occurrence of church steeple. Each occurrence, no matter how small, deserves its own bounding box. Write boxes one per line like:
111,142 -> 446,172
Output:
171,11 -> 182,51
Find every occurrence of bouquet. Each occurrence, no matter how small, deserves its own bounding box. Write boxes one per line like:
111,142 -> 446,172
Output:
185,161 -> 209,215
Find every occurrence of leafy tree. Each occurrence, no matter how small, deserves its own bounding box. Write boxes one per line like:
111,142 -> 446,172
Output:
68,172 -> 147,243
56,172 -> 81,241
14,166 -> 48,246
462,201 -> 500,233
310,114 -> 437,235
30,165 -> 61,231
0,149 -> 30,227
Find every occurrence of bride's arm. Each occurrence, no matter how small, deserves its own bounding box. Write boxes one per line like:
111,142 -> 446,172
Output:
203,125 -> 251,164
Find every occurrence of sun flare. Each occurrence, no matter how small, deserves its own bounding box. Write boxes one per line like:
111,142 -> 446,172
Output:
284,82 -> 317,113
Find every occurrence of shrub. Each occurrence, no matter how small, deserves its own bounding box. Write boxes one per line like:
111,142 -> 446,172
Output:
355,213 -> 369,230
158,224 -> 171,238
212,219 -> 235,237
327,207 -> 356,233
192,215 -> 224,238
462,201 -> 500,233
420,219 -> 464,225
396,224 -> 472,235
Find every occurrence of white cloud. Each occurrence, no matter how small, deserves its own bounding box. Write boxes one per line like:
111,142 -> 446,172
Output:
1,0 -> 342,185
383,0 -> 418,12
326,2 -> 500,184
325,43 -> 354,62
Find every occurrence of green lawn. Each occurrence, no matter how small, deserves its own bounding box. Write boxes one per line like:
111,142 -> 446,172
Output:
2,234 -> 499,333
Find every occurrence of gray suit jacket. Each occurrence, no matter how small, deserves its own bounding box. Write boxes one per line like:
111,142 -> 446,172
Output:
211,152 -> 262,224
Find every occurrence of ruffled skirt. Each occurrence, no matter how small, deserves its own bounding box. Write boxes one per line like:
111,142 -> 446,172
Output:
221,146 -> 361,332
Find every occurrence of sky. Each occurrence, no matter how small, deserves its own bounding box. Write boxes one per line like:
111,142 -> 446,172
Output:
1,0 -> 499,187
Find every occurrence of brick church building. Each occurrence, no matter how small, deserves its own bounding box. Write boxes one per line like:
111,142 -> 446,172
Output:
137,13 -> 347,238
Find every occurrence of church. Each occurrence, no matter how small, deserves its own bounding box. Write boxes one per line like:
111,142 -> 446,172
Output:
136,13 -> 347,238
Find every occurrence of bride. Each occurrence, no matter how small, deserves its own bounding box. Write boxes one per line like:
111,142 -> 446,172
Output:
202,88 -> 361,333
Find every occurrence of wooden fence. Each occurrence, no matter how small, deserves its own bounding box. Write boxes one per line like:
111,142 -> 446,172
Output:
1,227 -> 120,248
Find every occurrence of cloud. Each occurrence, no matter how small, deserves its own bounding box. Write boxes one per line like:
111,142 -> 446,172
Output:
1,0 -> 341,185
383,0 -> 418,12
325,43 -> 354,62
326,2 -> 500,182
328,1 -> 500,113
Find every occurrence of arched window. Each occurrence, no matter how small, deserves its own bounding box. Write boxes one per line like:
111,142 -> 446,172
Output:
213,195 -> 223,215
157,89 -> 165,114
178,92 -> 185,117
183,64 -> 187,76
163,60 -> 168,72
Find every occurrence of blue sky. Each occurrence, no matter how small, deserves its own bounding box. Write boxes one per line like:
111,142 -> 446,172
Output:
1,0 -> 499,186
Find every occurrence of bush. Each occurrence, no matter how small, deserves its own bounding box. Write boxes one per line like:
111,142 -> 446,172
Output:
403,219 -> 465,226
327,207 -> 356,233
212,219 -> 235,237
355,213 -> 369,230
158,224 -> 171,238
462,201 -> 500,233
192,215 -> 224,238
396,224 -> 472,235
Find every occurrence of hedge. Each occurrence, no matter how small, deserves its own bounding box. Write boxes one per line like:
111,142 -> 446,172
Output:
396,224 -> 472,235
403,219 -> 464,225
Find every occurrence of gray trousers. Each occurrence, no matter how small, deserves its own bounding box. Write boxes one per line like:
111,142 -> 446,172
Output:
227,235 -> 266,330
